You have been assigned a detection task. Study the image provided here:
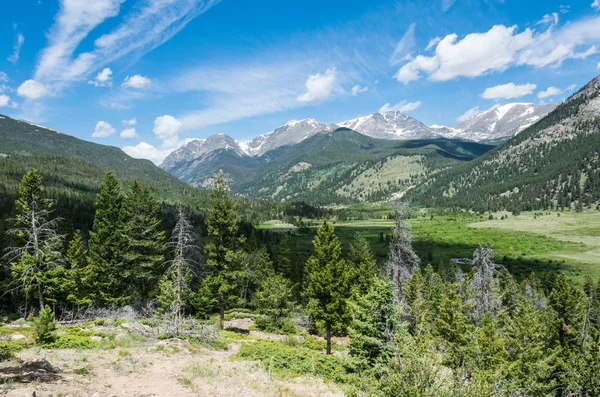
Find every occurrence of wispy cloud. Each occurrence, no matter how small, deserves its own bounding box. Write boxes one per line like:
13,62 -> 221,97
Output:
390,23 -> 416,65
457,106 -> 480,122
32,0 -> 220,89
8,33 -> 24,64
379,100 -> 422,113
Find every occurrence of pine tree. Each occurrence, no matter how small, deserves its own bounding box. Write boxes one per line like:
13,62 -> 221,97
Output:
253,273 -> 294,330
203,173 -> 244,329
435,284 -> 474,370
304,219 -> 350,354
125,181 -> 167,309
88,172 -> 128,306
65,230 -> 93,306
5,169 -> 63,311
549,274 -> 585,350
348,233 -> 377,296
404,270 -> 428,337
275,234 -> 293,279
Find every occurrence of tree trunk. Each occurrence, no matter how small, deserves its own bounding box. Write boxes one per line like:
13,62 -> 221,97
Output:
326,326 -> 331,355
219,301 -> 225,330
37,283 -> 45,312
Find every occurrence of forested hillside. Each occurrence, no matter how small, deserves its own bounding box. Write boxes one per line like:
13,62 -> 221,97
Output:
410,76 -> 600,212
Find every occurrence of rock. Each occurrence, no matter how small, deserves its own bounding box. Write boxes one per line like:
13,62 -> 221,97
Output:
90,335 -> 103,342
157,338 -> 190,347
6,388 -> 36,397
9,333 -> 26,341
293,335 -> 304,341
22,358 -> 56,373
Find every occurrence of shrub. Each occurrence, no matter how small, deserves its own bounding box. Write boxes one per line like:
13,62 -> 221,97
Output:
0,340 -> 27,361
236,340 -> 347,382
34,306 -> 57,345
45,334 -> 100,349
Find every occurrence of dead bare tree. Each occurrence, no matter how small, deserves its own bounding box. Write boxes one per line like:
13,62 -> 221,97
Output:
159,207 -> 198,333
470,245 -> 500,321
386,200 -> 420,306
4,170 -> 63,311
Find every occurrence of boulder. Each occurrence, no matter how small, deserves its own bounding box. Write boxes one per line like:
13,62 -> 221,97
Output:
22,358 -> 60,373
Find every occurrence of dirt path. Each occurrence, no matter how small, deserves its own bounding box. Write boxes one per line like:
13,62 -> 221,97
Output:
3,338 -> 343,397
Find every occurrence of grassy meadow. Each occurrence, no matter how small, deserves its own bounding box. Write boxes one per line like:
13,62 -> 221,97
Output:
259,210 -> 600,281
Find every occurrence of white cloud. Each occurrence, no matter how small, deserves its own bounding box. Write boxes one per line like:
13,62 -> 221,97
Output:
120,127 -> 137,138
379,100 -> 421,113
597,61 -> 600,68
457,106 -> 481,122
481,82 -> 537,99
7,33 -> 24,64
537,86 -> 562,99
425,37 -> 441,51
297,67 -> 337,103
351,85 -> 369,96
441,0 -> 456,12
593,0 -> 600,11
88,67 -> 112,87
17,80 -> 48,99
154,115 -> 182,149
0,72 -> 8,83
566,83 -> 577,91
92,121 -> 116,138
0,95 -> 9,107
122,74 -> 152,89
390,23 -> 416,65
123,117 -> 137,126
538,13 -> 559,26
122,142 -> 172,165
396,17 -> 600,83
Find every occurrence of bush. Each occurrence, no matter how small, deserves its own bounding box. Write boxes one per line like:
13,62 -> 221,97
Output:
34,306 -> 57,345
46,334 -> 100,349
236,340 -> 347,382
0,340 -> 27,361
254,315 -> 297,334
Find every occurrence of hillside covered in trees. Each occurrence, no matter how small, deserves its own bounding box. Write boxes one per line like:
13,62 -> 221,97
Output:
410,76 -> 600,212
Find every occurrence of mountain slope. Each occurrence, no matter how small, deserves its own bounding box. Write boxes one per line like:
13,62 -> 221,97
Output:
409,77 -> 600,212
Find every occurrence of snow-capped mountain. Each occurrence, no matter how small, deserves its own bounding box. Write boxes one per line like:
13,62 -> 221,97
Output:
439,103 -> 558,142
239,118 -> 336,156
161,134 -> 246,171
337,111 -> 440,140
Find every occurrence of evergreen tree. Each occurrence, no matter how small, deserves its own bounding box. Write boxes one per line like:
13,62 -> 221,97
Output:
549,274 -> 585,349
348,233 -> 377,296
404,270 -> 428,337
253,273 -> 294,331
203,173 -> 244,329
125,181 -> 167,309
88,172 -> 128,306
65,230 -> 93,306
470,245 -> 500,321
5,169 -> 63,311
304,219 -> 350,354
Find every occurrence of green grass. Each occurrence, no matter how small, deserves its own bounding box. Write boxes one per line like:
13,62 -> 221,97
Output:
282,211 -> 597,280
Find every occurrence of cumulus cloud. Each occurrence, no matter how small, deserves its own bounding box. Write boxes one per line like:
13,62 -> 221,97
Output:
379,100 -> 422,113
17,80 -> 48,100
122,74 -> 152,89
481,82 -> 536,99
457,106 -> 481,122
123,117 -> 137,126
395,18 -> 600,83
297,67 -> 337,103
390,23 -> 416,65
537,86 -> 562,99
92,121 -> 116,138
122,142 -> 172,165
7,33 -> 24,64
351,85 -> 369,96
0,95 -> 9,107
88,67 -> 113,87
593,0 -> 600,11
120,127 -> 137,138
154,115 -> 182,149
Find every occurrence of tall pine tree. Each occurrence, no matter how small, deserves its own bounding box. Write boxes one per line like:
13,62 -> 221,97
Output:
304,219 -> 350,354
88,172 -> 128,306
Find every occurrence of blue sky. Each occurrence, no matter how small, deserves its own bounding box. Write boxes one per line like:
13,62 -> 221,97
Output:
1,0 -> 600,163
